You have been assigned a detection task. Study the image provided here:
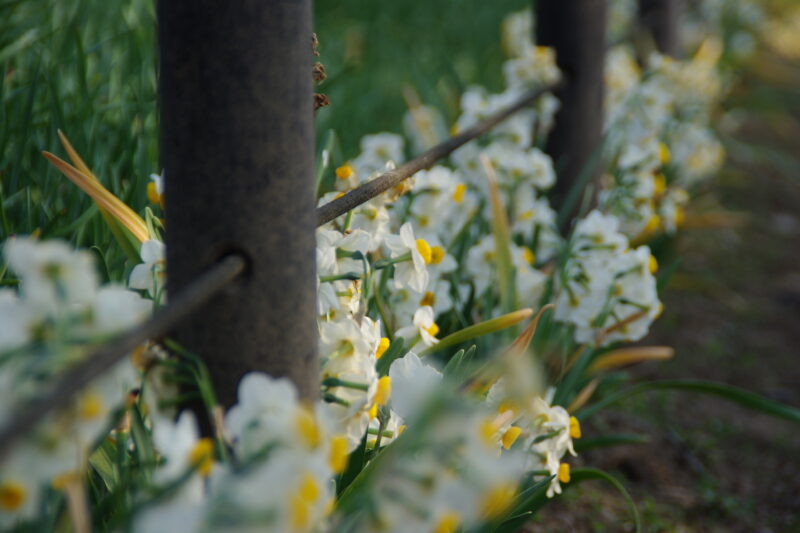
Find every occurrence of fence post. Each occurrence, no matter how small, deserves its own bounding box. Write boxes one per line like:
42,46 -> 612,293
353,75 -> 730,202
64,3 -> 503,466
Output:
158,2 -> 318,408
534,0 -> 608,229
638,0 -> 681,56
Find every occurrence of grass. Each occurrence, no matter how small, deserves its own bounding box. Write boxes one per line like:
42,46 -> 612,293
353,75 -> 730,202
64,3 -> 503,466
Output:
0,0 -> 527,283
1,0 -> 157,280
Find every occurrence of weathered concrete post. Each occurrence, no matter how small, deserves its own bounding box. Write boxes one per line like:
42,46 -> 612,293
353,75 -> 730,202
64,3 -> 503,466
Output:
534,0 -> 608,228
639,0 -> 681,56
158,1 -> 318,407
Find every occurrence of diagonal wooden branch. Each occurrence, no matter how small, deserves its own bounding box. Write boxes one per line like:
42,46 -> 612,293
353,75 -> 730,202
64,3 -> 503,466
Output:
315,82 -> 561,227
0,254 -> 246,460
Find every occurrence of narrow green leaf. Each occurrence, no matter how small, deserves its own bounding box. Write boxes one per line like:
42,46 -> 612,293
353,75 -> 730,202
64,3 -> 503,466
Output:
88,440 -> 120,491
375,337 -> 406,376
481,154 -> 516,313
577,379 -> 800,424
574,433 -> 651,453
316,129 -> 339,197
569,468 -> 641,533
0,28 -> 38,64
442,348 -> 466,376
336,433 -> 367,498
489,476 -> 553,533
420,308 -> 533,356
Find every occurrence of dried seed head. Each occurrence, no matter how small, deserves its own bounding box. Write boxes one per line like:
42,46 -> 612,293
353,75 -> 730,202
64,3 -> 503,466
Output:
313,62 -> 327,83
314,93 -> 330,112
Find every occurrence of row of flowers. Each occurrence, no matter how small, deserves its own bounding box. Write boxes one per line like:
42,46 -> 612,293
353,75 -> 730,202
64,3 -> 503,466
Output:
0,5 -> 741,532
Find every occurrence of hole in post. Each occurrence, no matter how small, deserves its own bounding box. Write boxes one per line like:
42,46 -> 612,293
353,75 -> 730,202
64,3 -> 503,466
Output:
212,245 -> 253,291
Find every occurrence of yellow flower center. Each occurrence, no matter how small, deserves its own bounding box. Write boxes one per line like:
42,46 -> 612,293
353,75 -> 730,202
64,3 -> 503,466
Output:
453,183 -> 467,203
375,376 -> 391,406
375,337 -> 390,359
430,245 -> 446,265
522,246 -> 536,266
479,419 -> 497,448
295,406 -> 321,449
497,399 -> 518,416
648,254 -> 658,274
675,206 -> 685,227
335,164 -> 355,180
425,322 -> 440,338
419,291 -> 436,307
416,239 -> 432,264
290,474 -> 320,531
644,214 -> 661,233
368,403 -> 379,419
146,181 -> 162,205
558,462 -> 571,484
569,416 -> 582,439
658,142 -> 671,165
189,438 -> 215,477
654,173 -> 667,195
329,435 -> 349,474
433,511 -> 461,533
0,481 -> 26,511
78,391 -> 104,420
299,472 -> 320,502
502,426 -> 522,450
480,482 -> 517,519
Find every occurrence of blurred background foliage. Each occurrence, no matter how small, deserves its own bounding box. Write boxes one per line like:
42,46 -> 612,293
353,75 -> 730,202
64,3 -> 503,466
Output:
314,0 -> 527,153
0,0 -> 527,278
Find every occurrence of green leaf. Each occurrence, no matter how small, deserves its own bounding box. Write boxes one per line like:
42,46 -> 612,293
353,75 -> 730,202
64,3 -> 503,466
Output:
0,28 -> 38,64
420,308 -> 533,356
577,379 -> 800,424
552,344 -> 594,406
336,433 -> 368,498
569,468 -> 641,533
442,348 -> 466,376
128,404 -> 156,480
88,439 -> 120,491
574,433 -> 651,453
375,337 -> 405,376
315,129 -> 339,197
482,156 -> 516,313
488,476 -> 553,533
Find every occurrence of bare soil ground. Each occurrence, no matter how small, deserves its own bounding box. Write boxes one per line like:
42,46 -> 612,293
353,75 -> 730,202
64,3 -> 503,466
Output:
532,49 -> 800,533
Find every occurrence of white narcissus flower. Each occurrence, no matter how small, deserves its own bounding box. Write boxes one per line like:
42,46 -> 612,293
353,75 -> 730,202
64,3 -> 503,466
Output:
503,45 -> 561,90
4,237 -> 98,313
318,316 -> 380,450
151,411 -> 209,503
388,351 -> 442,421
225,372 -> 299,460
147,172 -> 165,205
571,210 -> 629,260
352,133 -> 405,178
0,446 -> 48,529
510,184 -> 562,262
90,286 -> 152,335
0,290 -> 40,353
384,222 -> 430,293
394,306 -> 439,348
129,239 -> 166,298
555,239 -> 661,346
